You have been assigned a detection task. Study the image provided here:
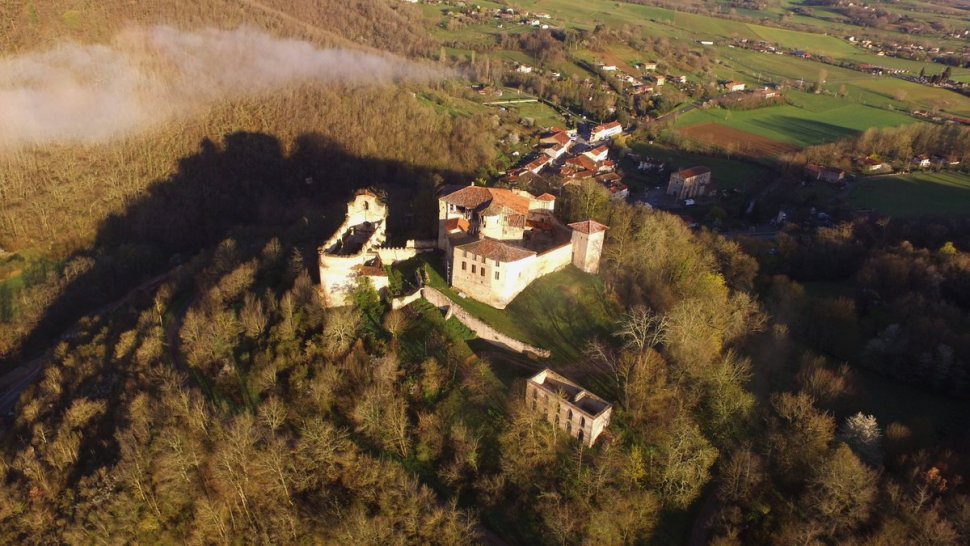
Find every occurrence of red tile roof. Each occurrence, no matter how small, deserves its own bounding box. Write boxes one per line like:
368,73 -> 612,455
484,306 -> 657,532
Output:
541,131 -> 571,146
445,217 -> 470,233
565,155 -> 598,172
457,238 -> 535,262
568,220 -> 609,234
677,166 -> 711,179
441,186 -> 531,216
592,121 -> 622,134
537,193 -> 556,201
358,265 -> 387,277
440,185 -> 493,209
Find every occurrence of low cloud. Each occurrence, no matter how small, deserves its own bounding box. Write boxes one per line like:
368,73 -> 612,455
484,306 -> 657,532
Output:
0,26 -> 447,148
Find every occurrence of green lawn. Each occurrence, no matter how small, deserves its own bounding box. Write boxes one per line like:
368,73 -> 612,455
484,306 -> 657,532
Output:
396,254 -> 620,363
849,171 -> 970,217
675,99 -> 918,148
500,100 -> 566,129
631,142 -> 771,191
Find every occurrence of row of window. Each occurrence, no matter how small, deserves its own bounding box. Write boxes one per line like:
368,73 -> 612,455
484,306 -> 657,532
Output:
530,388 -> 587,429
460,261 -> 500,280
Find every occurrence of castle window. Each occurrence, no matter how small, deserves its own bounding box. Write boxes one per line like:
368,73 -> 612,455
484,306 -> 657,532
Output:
580,416 -> 586,428
578,430 -> 584,443
480,267 -> 485,277
495,271 -> 500,280
471,264 -> 476,274
495,260 -> 500,267
461,261 -> 466,271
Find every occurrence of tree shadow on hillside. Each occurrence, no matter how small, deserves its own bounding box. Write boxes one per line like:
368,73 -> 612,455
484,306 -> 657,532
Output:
4,131 -> 469,368
747,116 -> 861,146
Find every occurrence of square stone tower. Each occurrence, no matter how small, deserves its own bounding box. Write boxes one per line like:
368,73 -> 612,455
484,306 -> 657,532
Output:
568,220 -> 608,274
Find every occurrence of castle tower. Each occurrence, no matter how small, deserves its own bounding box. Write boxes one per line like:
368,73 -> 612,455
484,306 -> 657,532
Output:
567,220 -> 608,274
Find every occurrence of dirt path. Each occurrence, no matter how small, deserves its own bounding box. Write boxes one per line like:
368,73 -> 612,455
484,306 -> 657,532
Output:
687,488 -> 720,546
237,0 -> 375,52
0,269 -> 178,423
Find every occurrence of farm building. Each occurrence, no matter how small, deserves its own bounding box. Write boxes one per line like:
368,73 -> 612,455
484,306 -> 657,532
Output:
805,164 -> 846,184
667,166 -> 713,200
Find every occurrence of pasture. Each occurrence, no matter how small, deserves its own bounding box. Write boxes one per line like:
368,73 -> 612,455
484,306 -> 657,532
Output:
675,99 -> 916,148
849,171 -> 970,217
631,142 -> 772,191
678,124 -> 799,157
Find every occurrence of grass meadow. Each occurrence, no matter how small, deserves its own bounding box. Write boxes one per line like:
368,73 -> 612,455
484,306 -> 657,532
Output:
675,97 -> 917,148
849,171 -> 970,217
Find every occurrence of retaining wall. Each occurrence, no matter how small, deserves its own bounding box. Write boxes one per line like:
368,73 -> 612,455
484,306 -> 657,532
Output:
421,287 -> 551,358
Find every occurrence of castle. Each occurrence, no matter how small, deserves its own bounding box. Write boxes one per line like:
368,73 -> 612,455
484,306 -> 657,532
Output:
526,368 -> 613,447
317,191 -> 430,307
318,185 -> 607,310
438,185 -> 607,309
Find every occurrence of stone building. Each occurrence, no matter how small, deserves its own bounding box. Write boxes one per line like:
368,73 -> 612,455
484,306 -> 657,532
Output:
666,166 -> 713,200
318,190 -> 431,307
439,185 -> 607,309
526,369 -> 613,447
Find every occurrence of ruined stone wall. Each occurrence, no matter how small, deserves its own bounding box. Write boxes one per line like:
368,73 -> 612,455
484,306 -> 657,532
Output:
390,290 -> 423,310
421,287 -> 551,358
375,239 -> 436,263
526,380 -> 612,447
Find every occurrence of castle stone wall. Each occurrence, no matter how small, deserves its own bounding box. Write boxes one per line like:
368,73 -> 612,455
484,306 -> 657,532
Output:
422,287 -> 551,358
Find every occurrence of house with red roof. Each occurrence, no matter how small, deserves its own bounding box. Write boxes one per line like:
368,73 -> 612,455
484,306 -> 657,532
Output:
590,121 -> 623,142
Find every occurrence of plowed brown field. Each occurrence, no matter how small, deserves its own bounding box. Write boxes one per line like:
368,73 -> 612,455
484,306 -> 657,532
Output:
678,123 -> 799,157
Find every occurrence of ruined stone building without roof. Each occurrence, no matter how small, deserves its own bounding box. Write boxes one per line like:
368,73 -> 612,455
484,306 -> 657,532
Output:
318,191 -> 431,307
527,369 -> 613,447
438,185 -> 607,309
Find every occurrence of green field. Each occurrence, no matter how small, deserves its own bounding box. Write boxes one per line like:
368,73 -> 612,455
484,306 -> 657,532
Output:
631,142 -> 771,191
500,101 -> 566,129
400,255 -> 619,362
849,171 -> 970,217
675,98 -> 917,147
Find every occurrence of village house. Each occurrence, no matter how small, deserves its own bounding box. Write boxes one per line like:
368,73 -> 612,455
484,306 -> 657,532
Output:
805,164 -> 846,184
724,80 -> 746,92
539,129 -> 572,147
543,141 -> 572,160
524,154 -> 551,174
859,157 -> 888,172
526,369 -> 613,447
583,145 -> 610,163
595,172 -> 628,200
438,185 -> 607,308
590,121 -> 623,142
641,61 -> 658,71
667,166 -> 713,200
912,155 -> 932,169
